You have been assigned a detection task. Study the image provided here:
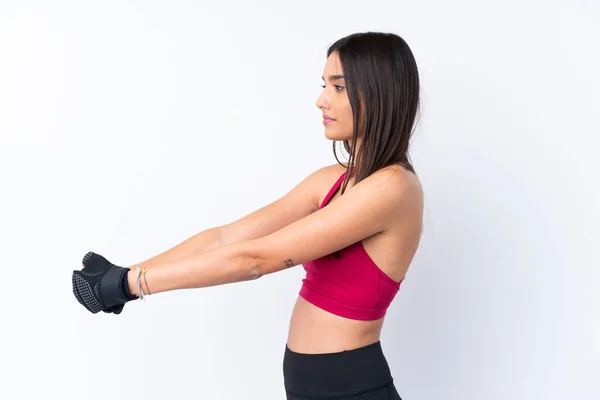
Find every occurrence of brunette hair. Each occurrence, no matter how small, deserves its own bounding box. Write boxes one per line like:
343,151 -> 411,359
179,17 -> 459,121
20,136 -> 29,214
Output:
327,31 -> 421,194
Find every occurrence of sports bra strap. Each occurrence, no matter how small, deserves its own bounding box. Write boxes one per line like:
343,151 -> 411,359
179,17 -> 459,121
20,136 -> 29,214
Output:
319,171 -> 348,208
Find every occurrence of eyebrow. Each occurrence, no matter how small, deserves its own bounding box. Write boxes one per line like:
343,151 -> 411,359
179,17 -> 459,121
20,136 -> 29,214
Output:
321,74 -> 345,82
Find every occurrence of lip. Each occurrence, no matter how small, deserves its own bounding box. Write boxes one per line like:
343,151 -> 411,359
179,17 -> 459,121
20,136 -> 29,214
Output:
323,118 -> 335,125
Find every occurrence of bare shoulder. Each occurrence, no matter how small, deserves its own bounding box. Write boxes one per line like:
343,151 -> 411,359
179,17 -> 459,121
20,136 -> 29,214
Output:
309,162 -> 348,202
318,162 -> 422,230
382,164 -> 423,217
328,162 -> 421,203
316,162 -> 348,181
382,163 -> 423,195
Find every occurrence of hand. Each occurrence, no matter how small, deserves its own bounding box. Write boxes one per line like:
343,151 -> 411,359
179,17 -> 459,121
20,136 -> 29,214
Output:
72,251 -> 138,314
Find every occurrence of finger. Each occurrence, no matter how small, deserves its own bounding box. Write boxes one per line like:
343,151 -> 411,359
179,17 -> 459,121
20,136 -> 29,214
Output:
110,304 -> 125,314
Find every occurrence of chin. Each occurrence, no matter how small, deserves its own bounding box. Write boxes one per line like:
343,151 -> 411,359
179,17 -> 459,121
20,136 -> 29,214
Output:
324,129 -> 352,142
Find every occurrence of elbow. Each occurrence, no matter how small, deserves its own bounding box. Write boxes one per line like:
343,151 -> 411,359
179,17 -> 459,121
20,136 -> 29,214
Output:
239,240 -> 284,281
248,254 -> 273,280
217,241 -> 263,284
251,254 -> 291,279
248,267 -> 262,280
239,243 -> 264,281
231,238 -> 263,281
249,252 -> 269,280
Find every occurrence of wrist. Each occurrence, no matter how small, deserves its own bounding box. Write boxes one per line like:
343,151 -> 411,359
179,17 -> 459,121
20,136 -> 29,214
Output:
127,269 -> 139,298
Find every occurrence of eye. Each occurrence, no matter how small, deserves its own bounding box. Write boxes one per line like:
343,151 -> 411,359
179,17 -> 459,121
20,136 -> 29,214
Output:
320,84 -> 345,92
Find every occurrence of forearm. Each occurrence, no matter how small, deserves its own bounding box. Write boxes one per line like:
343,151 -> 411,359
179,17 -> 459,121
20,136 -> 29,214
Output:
126,240 -> 259,296
126,227 -> 223,271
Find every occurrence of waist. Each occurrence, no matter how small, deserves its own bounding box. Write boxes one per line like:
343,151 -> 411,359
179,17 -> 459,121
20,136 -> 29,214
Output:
287,296 -> 384,354
283,340 -> 394,398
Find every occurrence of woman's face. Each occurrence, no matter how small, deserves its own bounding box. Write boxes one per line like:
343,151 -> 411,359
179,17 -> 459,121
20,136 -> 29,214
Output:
316,52 -> 357,142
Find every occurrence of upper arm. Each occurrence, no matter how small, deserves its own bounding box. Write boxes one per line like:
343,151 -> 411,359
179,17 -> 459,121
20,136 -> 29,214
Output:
248,166 -> 418,276
218,166 -> 331,245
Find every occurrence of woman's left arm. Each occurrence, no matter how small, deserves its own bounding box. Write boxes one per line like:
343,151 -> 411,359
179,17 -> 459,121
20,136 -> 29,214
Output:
126,240 -> 259,296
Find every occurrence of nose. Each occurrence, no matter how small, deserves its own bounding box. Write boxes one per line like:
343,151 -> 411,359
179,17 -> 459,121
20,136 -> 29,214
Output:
316,90 -> 330,111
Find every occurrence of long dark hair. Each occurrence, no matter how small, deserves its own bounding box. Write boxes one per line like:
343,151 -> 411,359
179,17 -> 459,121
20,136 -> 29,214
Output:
327,32 -> 421,195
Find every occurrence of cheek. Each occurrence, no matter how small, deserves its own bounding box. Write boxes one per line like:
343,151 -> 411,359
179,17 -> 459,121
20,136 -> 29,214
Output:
343,103 -> 354,130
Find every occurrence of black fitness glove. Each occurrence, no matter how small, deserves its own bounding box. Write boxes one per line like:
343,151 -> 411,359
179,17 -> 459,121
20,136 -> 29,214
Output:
72,251 -> 138,314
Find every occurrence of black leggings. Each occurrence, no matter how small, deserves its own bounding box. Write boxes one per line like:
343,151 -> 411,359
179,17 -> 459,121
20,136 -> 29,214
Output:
283,341 -> 402,400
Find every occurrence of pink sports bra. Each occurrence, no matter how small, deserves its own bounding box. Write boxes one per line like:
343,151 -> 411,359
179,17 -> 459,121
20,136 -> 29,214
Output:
299,170 -> 404,320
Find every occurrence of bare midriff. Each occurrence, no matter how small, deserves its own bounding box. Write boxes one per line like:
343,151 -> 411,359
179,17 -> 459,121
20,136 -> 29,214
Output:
286,296 -> 385,354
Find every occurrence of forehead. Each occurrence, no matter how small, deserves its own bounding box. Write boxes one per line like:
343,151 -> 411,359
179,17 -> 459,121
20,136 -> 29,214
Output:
322,52 -> 344,77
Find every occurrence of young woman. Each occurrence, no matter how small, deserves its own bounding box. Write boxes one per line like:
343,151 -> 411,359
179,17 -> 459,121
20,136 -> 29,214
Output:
73,31 -> 423,400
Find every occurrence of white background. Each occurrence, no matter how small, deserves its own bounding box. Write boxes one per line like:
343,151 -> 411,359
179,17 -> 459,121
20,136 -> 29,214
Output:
0,1 -> 598,399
